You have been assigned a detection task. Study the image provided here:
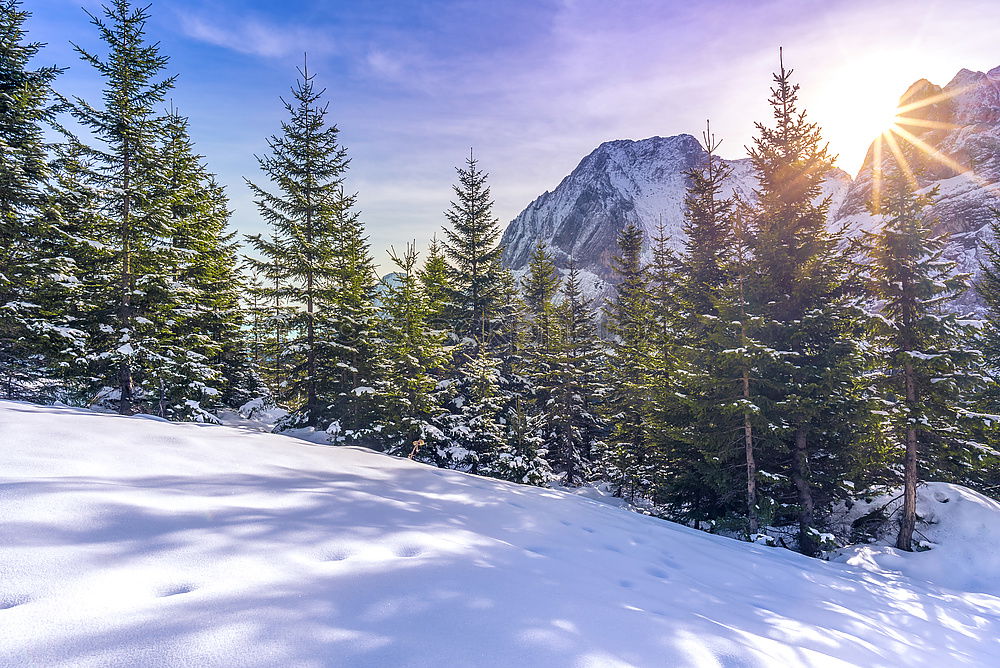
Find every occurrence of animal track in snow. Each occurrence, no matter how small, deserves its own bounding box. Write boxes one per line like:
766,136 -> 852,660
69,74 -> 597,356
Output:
158,584 -> 195,598
0,594 -> 30,609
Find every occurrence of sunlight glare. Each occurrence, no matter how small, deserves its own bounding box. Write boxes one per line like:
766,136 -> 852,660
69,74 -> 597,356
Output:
811,57 -> 913,177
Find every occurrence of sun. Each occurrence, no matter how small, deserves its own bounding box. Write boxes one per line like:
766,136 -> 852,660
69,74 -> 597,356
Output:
866,78 -> 995,211
812,56 -> 993,212
809,63 -> 914,177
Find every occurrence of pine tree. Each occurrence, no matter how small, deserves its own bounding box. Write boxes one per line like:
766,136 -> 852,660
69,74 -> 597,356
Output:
442,150 -> 505,347
543,262 -> 606,485
157,109 -> 253,419
370,243 -> 448,457
866,177 -> 986,550
0,0 -> 72,400
325,184 -> 380,438
646,222 -> 687,508
244,60 -> 377,432
659,127 -> 760,529
419,235 -> 451,330
601,223 -> 656,500
522,241 -> 560,344
66,0 -> 177,414
976,208 -> 1000,487
746,51 -> 864,555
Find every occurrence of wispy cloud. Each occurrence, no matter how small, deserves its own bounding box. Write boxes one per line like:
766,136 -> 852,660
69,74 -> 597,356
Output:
177,13 -> 336,59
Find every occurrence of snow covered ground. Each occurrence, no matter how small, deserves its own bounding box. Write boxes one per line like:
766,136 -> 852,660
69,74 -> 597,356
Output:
2,401 -> 999,667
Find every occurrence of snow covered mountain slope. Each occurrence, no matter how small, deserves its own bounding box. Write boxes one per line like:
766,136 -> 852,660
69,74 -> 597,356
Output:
837,65 -> 1000,312
502,65 -> 1000,306
498,134 -> 851,298
2,401 -> 1000,667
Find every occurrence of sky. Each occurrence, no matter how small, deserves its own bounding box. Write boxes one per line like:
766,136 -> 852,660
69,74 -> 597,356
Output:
24,0 -> 1000,269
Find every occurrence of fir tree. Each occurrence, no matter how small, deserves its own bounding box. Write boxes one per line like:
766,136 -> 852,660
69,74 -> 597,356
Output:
659,127 -> 759,529
244,60 -> 377,431
543,262 -> 606,485
442,150 -> 505,347
976,209 -> 1000,487
157,109 -> 252,418
419,234 -> 451,330
370,243 -> 448,457
866,177 -> 986,550
601,223 -> 656,500
66,0 -> 177,414
746,51 -> 864,555
0,0 -> 72,400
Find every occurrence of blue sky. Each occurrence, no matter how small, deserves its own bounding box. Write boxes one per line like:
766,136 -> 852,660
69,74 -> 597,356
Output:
24,0 -> 1000,268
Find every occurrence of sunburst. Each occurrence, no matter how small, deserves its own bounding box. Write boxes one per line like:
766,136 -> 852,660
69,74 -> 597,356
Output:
868,77 -> 999,212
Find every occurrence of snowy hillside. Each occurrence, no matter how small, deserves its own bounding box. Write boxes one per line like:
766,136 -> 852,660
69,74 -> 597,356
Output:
2,401 -> 1000,667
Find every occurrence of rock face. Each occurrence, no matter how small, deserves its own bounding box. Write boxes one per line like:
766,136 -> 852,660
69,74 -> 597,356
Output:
837,66 -> 1000,312
501,66 -> 1000,309
500,134 -> 850,299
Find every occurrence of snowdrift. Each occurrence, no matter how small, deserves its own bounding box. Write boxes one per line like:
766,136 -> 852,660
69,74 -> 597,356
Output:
835,483 -> 1000,596
2,401 -> 999,667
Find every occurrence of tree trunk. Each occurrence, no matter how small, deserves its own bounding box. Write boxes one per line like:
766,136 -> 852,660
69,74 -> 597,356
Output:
791,427 -> 816,556
118,146 -> 133,416
896,360 -> 919,551
743,368 -> 757,536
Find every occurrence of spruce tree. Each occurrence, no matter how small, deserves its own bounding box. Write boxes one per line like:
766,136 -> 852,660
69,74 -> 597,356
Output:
245,60 -> 377,431
866,177 -> 985,550
157,109 -> 253,418
646,223 -> 688,509
442,150 -> 505,347
601,223 -> 656,500
544,262 -> 606,485
370,244 -> 448,456
66,0 -> 177,414
746,51 -> 864,555
659,127 -> 758,529
976,208 -> 1000,483
0,0 -> 72,400
419,235 -> 451,330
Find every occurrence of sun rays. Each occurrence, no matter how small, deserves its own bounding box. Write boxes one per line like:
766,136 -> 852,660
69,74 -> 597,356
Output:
867,77 -> 999,212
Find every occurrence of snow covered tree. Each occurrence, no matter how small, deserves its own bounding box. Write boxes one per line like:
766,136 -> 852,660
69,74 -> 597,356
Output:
419,235 -> 451,330
245,60 -> 378,432
866,177 -> 986,551
442,150 -> 505,348
600,223 -> 657,499
244,253 -> 293,404
976,209 -> 1000,491
746,52 -> 865,555
657,127 -> 762,530
541,262 -> 606,485
370,243 -> 448,456
0,1 -> 77,400
645,222 -> 689,508
522,241 -> 560,347
65,0 -> 178,415
157,109 -> 253,418
432,152 -> 548,483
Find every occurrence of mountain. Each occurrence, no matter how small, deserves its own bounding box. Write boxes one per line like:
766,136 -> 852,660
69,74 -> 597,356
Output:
501,66 -> 1000,308
4,400 -> 1000,666
500,134 -> 851,299
837,65 -> 1000,311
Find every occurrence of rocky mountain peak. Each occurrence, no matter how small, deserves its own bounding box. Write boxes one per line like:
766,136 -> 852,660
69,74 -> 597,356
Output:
500,65 -> 1000,309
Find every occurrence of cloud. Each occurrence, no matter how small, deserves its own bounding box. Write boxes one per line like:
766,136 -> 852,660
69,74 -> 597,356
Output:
177,13 -> 335,59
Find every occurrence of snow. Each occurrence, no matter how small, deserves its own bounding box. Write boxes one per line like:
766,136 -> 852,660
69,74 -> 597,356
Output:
834,483 -> 1000,596
2,401 -> 1000,666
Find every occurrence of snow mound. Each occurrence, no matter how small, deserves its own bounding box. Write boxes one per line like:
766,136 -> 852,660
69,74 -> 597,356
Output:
834,482 -> 1000,596
2,401 -> 1000,667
